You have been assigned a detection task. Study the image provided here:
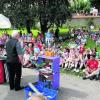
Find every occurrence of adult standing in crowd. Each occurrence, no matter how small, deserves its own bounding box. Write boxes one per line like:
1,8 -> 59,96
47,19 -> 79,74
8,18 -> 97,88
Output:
6,31 -> 24,91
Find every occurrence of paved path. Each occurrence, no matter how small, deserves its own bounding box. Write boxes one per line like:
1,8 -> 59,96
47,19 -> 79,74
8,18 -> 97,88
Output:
58,74 -> 100,100
0,69 -> 100,100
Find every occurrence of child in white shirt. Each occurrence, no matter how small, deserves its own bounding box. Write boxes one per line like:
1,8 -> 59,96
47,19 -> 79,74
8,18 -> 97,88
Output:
23,50 -> 32,68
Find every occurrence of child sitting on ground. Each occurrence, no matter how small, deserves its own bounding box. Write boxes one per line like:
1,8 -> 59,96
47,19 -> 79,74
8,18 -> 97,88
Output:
34,43 -> 40,60
27,43 -> 34,54
23,50 -> 32,68
83,55 -> 100,80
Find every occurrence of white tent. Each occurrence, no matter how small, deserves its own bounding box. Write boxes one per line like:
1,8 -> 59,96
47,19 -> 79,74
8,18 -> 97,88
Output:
0,14 -> 11,29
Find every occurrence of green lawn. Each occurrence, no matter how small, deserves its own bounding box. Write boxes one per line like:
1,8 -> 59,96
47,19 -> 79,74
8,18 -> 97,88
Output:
0,28 -> 70,38
61,68 -> 84,77
85,38 -> 100,54
0,29 -> 39,38
59,28 -> 69,35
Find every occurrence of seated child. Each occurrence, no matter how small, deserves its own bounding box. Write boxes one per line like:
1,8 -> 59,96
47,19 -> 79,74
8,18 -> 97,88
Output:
83,55 -> 100,80
34,44 -> 40,60
27,43 -> 34,54
37,41 -> 43,51
23,50 -> 32,68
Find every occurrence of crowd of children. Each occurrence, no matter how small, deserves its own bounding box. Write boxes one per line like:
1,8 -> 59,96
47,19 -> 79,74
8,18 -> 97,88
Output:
0,28 -> 100,80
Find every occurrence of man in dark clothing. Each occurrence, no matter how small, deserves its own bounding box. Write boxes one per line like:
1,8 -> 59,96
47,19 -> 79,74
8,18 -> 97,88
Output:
6,31 -> 23,91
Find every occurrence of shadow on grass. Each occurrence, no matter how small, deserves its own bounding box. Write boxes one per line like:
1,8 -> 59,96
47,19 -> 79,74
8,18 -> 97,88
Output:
60,68 -> 84,77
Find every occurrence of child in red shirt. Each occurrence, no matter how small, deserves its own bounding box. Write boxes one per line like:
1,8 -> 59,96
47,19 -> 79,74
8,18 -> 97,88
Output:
87,58 -> 98,73
83,55 -> 100,80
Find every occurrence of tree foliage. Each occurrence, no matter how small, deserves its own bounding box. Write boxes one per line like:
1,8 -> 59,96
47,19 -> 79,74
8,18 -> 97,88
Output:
90,0 -> 100,6
35,0 -> 71,33
0,0 -> 71,33
70,0 -> 91,13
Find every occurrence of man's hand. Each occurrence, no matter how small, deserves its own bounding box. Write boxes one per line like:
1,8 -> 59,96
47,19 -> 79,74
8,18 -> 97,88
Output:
18,55 -> 23,65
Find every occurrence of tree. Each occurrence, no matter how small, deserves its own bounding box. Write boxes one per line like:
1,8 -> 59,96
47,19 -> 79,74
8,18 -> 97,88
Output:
70,0 -> 91,13
0,0 -> 36,33
90,0 -> 100,5
34,0 -> 71,34
0,0 -> 71,34
90,0 -> 100,8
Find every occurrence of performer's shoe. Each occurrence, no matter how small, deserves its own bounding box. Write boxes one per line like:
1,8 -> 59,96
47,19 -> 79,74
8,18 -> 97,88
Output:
15,86 -> 24,91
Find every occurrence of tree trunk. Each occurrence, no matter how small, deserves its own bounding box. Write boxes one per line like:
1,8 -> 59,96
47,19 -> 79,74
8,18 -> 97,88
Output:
39,19 -> 48,43
41,24 -> 48,34
26,19 -> 31,33
40,18 -> 48,34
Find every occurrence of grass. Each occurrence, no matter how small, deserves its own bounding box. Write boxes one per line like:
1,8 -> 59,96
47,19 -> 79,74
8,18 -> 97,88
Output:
0,29 -> 40,38
85,38 -> 100,54
60,68 -> 84,77
59,28 -> 69,35
0,28 -> 69,37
